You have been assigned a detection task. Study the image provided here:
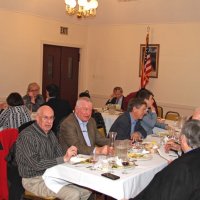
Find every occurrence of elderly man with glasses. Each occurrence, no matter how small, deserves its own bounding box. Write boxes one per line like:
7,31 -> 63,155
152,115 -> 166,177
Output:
16,105 -> 91,200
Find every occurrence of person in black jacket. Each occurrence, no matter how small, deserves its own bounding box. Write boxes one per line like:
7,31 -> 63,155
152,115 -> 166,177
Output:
106,86 -> 125,110
42,84 -> 72,135
110,98 -> 147,141
130,119 -> 200,200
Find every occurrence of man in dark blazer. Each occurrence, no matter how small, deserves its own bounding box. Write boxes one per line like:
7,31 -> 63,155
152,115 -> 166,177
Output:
42,84 -> 72,135
110,98 -> 147,141
59,97 -> 111,155
106,86 -> 125,110
130,119 -> 200,200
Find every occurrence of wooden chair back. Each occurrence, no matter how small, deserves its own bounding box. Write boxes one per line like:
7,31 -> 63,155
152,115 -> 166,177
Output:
165,111 -> 180,121
157,106 -> 164,118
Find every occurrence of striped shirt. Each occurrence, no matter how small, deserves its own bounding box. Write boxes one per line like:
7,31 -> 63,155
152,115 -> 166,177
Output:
0,105 -> 31,129
16,122 -> 65,178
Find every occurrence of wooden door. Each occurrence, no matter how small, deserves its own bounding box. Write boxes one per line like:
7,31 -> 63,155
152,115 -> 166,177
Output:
42,44 -> 79,109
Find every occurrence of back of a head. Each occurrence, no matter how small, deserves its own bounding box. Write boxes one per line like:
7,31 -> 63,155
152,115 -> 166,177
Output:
79,90 -> 91,98
182,119 -> 200,149
46,83 -> 60,98
136,88 -> 154,101
6,92 -> 24,106
127,98 -> 146,112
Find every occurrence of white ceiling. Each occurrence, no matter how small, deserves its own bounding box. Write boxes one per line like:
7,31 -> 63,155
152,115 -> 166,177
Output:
1,0 -> 200,25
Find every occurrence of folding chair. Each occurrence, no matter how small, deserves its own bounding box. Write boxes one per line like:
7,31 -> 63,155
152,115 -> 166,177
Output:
157,106 -> 164,118
165,111 -> 180,121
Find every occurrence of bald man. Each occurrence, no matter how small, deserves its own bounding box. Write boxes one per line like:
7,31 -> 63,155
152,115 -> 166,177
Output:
16,105 -> 91,200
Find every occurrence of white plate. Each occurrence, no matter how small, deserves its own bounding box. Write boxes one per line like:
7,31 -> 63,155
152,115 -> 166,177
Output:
128,153 -> 153,161
70,154 -> 91,164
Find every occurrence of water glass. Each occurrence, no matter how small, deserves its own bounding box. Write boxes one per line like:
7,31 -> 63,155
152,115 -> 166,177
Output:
90,153 -> 98,170
109,132 -> 117,148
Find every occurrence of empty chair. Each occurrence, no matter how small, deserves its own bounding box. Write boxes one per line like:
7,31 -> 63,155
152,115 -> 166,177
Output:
165,111 -> 180,121
157,106 -> 164,118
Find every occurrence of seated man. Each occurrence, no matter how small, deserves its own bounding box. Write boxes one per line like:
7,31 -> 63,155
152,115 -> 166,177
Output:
109,98 -> 147,141
130,119 -> 200,200
59,97 -> 111,155
42,83 -> 72,135
79,90 -> 106,135
16,105 -> 91,200
122,89 -> 158,113
106,86 -> 125,110
136,88 -> 169,135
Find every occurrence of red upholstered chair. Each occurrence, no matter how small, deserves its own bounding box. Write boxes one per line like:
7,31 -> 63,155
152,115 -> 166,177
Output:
0,128 -> 18,200
122,91 -> 138,111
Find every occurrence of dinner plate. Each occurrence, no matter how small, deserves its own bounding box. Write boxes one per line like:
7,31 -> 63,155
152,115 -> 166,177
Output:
70,155 -> 91,164
128,152 -> 153,161
154,131 -> 170,137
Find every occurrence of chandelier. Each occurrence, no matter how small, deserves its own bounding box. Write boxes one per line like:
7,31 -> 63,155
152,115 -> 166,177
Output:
64,0 -> 99,18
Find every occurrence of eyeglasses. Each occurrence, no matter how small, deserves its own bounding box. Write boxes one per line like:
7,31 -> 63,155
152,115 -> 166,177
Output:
41,116 -> 55,122
30,89 -> 39,92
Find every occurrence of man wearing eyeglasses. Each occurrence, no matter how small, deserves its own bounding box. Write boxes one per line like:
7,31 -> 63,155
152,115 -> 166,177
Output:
16,105 -> 91,200
59,97 -> 111,155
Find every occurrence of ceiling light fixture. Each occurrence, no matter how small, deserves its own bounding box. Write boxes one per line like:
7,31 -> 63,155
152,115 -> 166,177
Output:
64,0 -> 98,18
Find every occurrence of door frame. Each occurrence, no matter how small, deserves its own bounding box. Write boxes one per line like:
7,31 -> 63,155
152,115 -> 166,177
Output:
40,41 -> 86,101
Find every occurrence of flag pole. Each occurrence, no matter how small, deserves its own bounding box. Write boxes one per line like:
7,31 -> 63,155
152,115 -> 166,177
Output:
140,26 -> 150,89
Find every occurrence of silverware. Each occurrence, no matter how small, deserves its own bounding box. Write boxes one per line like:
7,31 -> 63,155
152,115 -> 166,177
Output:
72,161 -> 83,165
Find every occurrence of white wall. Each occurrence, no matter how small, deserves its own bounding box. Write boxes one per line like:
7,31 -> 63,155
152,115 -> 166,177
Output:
86,23 -> 200,116
0,10 -> 89,101
1,9 -> 200,116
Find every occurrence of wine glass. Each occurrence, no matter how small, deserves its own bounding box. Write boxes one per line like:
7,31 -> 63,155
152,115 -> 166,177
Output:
121,156 -> 129,174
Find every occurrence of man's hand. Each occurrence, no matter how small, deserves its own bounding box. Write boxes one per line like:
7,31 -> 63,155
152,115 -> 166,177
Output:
63,146 -> 77,162
131,132 -> 142,142
164,140 -> 181,153
95,145 -> 113,155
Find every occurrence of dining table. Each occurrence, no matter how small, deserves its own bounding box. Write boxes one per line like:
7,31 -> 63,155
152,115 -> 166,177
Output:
100,110 -> 122,134
42,133 -> 178,200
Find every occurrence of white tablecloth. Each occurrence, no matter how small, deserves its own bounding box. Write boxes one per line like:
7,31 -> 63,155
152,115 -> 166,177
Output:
43,136 -> 171,200
101,111 -> 119,134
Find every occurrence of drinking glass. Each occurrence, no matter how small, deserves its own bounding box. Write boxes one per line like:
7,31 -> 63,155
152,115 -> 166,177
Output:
121,154 -> 129,174
90,153 -> 98,170
109,132 -> 117,148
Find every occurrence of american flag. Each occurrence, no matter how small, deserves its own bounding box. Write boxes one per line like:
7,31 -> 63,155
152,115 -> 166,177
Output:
141,32 -> 152,88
